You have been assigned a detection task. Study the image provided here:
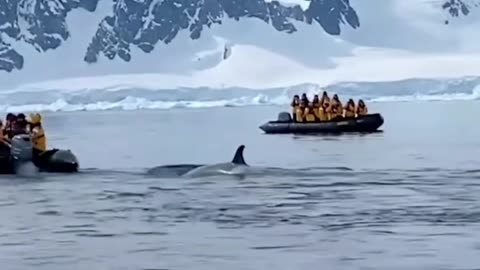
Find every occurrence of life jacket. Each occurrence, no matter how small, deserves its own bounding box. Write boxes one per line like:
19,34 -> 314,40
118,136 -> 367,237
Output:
31,126 -> 46,152
304,106 -> 316,122
319,102 -> 331,121
310,100 -> 320,121
318,110 -> 328,121
313,106 -> 322,120
295,106 -> 305,122
331,99 -> 343,116
345,103 -> 356,118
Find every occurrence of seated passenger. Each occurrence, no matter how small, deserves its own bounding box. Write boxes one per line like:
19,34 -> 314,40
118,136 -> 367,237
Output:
29,113 -> 47,156
4,113 -> 14,124
4,113 -> 16,139
290,95 -> 300,121
312,94 -> 320,106
344,99 -> 356,118
330,94 -> 343,120
318,99 -> 331,121
320,91 -> 330,105
295,100 -> 307,122
301,93 -> 309,105
311,95 -> 321,121
304,103 -> 317,122
11,113 -> 28,136
356,99 -> 368,116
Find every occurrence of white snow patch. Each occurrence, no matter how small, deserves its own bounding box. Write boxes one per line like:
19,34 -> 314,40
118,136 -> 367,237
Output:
6,42 -> 480,93
193,36 -> 230,60
141,0 -> 164,32
3,0 -> 480,92
45,0 -> 64,16
264,0 -> 309,9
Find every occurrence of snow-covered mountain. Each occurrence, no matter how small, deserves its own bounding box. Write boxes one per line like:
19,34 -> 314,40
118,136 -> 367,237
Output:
2,0 -> 480,113
0,0 -> 98,71
85,0 -> 362,65
1,1 -> 476,78
0,0 -> 359,74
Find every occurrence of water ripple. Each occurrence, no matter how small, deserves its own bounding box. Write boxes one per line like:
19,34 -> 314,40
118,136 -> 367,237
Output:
2,166 -> 480,269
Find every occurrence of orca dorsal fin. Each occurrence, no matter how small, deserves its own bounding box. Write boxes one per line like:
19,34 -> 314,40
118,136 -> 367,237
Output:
231,145 -> 247,165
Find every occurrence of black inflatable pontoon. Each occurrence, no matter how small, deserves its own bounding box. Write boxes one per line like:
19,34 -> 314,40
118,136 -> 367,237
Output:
259,112 -> 384,134
0,134 -> 79,174
33,149 -> 79,173
0,142 -> 14,174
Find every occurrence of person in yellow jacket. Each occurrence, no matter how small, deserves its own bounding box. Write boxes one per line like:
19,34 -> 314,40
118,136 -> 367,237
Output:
319,91 -> 330,106
356,99 -> 368,116
304,103 -> 317,122
330,94 -> 343,120
318,99 -> 331,121
344,99 -> 356,118
295,100 -> 307,122
28,113 -> 46,155
311,95 -> 321,121
290,95 -> 300,121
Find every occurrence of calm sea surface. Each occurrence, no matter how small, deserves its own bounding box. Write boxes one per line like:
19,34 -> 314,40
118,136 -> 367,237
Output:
1,100 -> 480,270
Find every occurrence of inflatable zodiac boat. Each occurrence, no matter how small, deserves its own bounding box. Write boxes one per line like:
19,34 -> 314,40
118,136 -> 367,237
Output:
259,112 -> 384,134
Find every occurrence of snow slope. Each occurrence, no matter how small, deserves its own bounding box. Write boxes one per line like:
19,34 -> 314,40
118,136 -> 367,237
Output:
0,0 -> 359,81
2,0 -> 480,112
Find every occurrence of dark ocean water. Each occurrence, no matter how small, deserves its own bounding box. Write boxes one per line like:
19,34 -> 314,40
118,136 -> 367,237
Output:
1,100 -> 480,270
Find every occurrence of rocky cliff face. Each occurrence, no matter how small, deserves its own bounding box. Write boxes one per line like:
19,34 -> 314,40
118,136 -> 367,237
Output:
0,0 -> 360,73
0,0 -> 469,73
0,0 -> 99,72
84,0 -> 360,63
442,0 -> 472,17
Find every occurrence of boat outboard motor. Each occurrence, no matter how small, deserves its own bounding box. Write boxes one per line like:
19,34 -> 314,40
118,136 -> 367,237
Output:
277,112 -> 292,123
10,134 -> 33,162
9,134 -> 36,174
